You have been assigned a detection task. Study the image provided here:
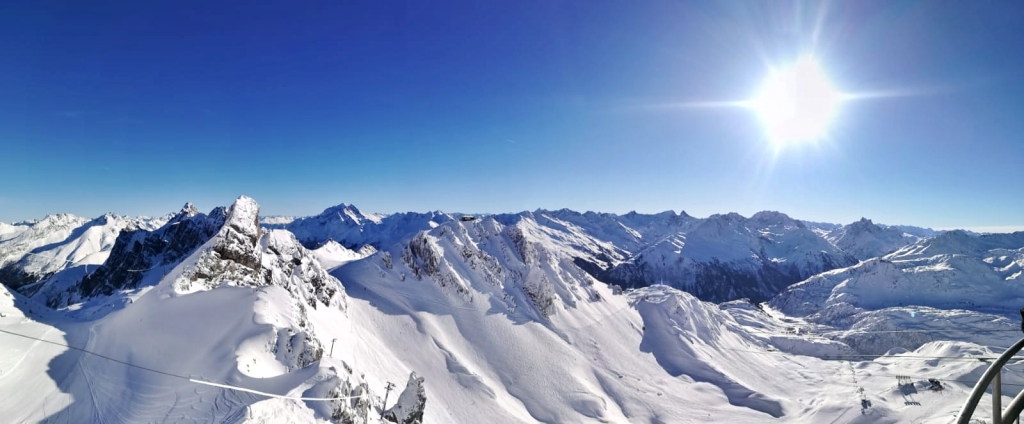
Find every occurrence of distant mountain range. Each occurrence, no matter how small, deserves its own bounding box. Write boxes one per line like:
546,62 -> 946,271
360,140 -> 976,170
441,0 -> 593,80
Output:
1,201 -> 945,308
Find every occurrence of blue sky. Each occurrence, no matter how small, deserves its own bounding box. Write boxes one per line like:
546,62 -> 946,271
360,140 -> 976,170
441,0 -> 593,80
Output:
2,1 -> 1023,230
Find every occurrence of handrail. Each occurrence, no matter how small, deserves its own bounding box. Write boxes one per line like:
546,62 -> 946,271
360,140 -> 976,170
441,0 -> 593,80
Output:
1003,380 -> 1024,423
957,336 -> 1024,424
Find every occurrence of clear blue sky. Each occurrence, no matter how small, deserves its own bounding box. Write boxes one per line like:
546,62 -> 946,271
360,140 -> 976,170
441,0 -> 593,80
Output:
2,1 -> 1023,230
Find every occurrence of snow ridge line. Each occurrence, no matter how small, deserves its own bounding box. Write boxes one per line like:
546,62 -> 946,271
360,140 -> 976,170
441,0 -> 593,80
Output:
0,328 -> 364,401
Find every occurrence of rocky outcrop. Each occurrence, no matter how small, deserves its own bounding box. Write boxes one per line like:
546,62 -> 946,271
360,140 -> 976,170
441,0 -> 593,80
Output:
383,372 -> 426,424
76,204 -> 225,302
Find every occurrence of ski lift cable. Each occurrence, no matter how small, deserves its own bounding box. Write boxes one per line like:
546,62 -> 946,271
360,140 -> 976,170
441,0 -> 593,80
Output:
0,328 -> 365,401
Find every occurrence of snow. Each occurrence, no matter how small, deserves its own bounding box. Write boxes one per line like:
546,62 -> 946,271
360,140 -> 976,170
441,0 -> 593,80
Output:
3,197 -> 1021,424
262,216 -> 298,226
773,232 -> 1024,320
826,218 -> 921,261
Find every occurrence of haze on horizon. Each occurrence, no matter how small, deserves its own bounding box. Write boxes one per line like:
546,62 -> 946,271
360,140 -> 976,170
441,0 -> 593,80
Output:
3,1 -> 1023,231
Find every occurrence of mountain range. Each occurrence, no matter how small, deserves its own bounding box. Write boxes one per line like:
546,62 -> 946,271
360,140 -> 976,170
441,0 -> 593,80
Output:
1,196 -> 1020,423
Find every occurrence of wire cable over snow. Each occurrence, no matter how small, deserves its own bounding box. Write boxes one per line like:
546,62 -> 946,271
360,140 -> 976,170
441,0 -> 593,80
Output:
0,328 -> 365,401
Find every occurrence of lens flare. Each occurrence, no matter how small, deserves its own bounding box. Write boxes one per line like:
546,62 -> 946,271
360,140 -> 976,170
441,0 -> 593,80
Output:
751,56 -> 842,146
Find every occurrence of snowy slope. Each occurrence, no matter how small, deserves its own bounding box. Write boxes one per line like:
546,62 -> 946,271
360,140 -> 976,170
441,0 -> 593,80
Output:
328,215 -> 1017,423
333,216 -> 786,422
0,221 -> 30,241
0,196 -> 400,424
770,230 -> 1024,358
773,230 -> 1024,317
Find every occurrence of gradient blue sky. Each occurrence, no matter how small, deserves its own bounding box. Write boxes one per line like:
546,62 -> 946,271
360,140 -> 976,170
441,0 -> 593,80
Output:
3,1 -> 1023,230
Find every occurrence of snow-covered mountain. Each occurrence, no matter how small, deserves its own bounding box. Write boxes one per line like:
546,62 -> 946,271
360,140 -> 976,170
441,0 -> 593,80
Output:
0,197 -> 420,423
0,212 -> 167,301
269,204 -> 451,251
7,197 -> 1020,423
599,211 -> 856,302
770,229 -> 1024,354
267,207 -> 862,303
825,218 -> 925,261
773,230 -> 1024,317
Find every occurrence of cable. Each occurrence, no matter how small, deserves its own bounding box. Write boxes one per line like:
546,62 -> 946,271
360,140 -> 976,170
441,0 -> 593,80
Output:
0,327 -> 365,401
188,379 -> 366,401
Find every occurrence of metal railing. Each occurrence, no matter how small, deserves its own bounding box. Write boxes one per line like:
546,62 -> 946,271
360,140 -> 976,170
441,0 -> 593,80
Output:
956,308 -> 1024,424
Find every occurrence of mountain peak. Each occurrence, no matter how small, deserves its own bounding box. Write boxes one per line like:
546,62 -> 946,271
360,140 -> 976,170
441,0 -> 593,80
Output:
317,202 -> 383,226
707,212 -> 746,222
320,202 -> 354,215
846,217 -> 882,233
225,196 -> 261,244
750,211 -> 802,228
180,202 -> 199,217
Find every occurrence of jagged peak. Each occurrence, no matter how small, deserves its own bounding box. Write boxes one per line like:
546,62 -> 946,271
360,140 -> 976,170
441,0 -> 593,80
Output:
316,202 -> 386,225
705,212 -> 746,222
933,229 -> 973,243
319,202 -> 355,216
223,196 -> 261,242
20,213 -> 87,232
39,212 -> 82,223
181,202 -> 199,217
532,208 -> 580,218
390,210 -> 449,220
88,213 -> 118,226
843,217 -> 886,234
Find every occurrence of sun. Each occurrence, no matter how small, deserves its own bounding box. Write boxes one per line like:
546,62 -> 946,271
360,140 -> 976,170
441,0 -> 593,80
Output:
751,56 -> 842,146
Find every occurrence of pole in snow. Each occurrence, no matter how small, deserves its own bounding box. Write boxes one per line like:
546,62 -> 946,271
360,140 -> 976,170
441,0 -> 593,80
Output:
329,338 -> 337,357
380,382 -> 396,421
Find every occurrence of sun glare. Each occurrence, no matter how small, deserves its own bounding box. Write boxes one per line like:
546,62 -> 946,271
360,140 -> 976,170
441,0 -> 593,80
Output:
751,56 -> 842,147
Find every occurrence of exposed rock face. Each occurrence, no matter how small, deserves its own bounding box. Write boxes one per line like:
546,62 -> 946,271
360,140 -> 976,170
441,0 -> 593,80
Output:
75,204 -> 226,303
171,196 -> 347,309
388,216 -> 601,319
166,197 -> 346,373
261,229 -> 346,310
383,372 -> 426,424
177,196 -> 263,292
